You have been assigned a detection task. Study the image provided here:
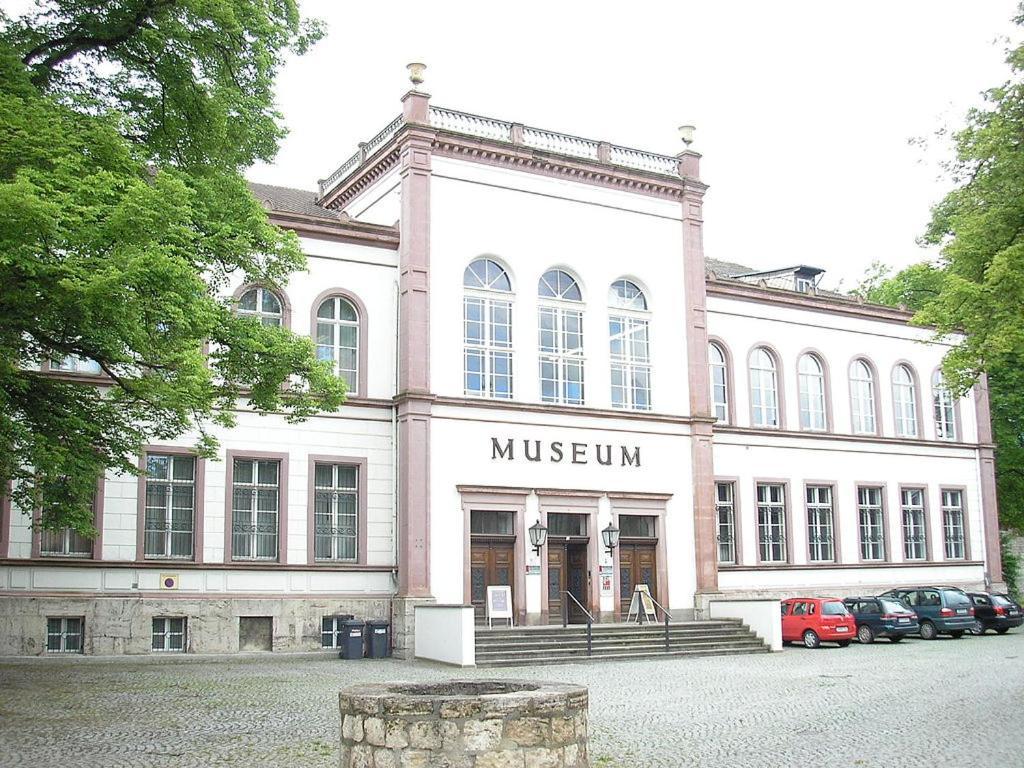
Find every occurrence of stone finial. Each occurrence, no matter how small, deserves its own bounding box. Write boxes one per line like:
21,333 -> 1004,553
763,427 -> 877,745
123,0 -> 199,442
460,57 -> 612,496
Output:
407,62 -> 426,88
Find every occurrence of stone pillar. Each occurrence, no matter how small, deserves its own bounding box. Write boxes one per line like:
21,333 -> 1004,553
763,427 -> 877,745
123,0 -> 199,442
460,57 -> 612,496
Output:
973,374 -> 1004,587
678,153 -> 719,605
395,89 -> 436,653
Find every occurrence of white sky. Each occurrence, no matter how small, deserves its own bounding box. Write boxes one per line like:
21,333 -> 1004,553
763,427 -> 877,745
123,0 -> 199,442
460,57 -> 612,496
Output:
251,1 -> 1020,290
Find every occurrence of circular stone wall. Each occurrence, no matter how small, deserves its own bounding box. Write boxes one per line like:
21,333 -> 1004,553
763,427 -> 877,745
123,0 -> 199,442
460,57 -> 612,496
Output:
338,679 -> 589,767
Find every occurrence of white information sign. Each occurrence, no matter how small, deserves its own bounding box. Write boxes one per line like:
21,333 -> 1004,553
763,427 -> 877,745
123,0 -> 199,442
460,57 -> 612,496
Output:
486,585 -> 514,628
625,584 -> 658,624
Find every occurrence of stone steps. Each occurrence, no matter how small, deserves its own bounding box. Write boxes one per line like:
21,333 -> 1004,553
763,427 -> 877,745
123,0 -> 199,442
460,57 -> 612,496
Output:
474,619 -> 769,668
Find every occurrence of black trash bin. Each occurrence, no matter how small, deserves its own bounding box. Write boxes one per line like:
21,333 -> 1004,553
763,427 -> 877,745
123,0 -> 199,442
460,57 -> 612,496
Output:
365,619 -> 391,658
338,618 -> 366,659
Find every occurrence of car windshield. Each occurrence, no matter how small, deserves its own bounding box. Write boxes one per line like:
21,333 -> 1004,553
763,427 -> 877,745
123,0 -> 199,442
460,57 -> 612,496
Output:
944,590 -> 971,607
822,601 -> 849,616
992,595 -> 1014,607
880,598 -> 909,614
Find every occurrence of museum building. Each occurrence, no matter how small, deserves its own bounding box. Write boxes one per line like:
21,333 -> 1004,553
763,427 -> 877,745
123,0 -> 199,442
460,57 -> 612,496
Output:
0,80 -> 1003,656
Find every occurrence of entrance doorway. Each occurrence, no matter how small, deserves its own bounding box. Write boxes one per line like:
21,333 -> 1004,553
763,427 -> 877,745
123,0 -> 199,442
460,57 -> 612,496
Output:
619,542 -> 658,619
548,541 -> 590,623
469,509 -> 516,621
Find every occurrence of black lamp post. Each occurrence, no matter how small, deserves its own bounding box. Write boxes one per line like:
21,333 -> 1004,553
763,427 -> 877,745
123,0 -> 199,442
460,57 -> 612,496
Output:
528,519 -> 548,556
601,522 -> 620,556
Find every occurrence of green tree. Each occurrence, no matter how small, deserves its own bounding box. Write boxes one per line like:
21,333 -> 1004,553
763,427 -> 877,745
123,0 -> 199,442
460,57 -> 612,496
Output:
0,1 -> 343,536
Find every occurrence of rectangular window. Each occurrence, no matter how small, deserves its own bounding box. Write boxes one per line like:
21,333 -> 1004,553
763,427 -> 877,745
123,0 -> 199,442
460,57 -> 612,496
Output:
942,489 -> 966,559
469,510 -> 515,536
619,515 -> 656,538
151,617 -> 186,652
716,482 -> 736,564
933,388 -> 956,440
40,526 -> 93,558
313,463 -> 358,561
806,485 -> 835,562
52,356 -> 102,374
231,458 -> 280,561
321,616 -> 347,648
144,454 -> 196,559
464,297 -> 513,399
901,488 -> 927,560
538,306 -> 584,405
857,486 -> 885,561
756,483 -> 787,563
46,617 -> 83,653
609,316 -> 651,411
547,513 -> 587,537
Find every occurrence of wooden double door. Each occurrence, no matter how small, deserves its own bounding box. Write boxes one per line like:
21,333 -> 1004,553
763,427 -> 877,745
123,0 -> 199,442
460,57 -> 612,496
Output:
547,540 -> 589,624
470,538 -> 514,620
619,541 -> 658,618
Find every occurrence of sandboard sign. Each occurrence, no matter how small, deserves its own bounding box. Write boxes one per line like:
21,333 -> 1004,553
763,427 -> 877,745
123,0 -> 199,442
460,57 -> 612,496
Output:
626,584 -> 658,624
486,585 -> 514,628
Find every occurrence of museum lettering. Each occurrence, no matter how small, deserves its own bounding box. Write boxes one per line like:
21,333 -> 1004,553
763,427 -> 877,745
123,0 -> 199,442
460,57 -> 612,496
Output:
490,437 -> 641,467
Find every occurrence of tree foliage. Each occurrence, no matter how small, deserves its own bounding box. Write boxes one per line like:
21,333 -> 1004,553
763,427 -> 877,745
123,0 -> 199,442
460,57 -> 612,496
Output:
0,1 -> 342,536
851,8 -> 1024,532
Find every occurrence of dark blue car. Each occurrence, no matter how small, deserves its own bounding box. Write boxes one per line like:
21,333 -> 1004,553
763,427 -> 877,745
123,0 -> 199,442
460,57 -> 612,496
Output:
880,586 -> 975,639
843,596 -> 919,643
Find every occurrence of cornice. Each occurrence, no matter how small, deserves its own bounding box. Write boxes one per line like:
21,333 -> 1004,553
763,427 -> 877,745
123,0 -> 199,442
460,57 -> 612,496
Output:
268,210 -> 399,250
705,279 -> 920,326
712,424 -> 991,451
319,144 -> 403,210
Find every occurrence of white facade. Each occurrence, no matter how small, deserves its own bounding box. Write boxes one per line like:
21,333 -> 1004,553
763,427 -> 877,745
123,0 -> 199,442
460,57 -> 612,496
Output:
0,92 -> 1002,656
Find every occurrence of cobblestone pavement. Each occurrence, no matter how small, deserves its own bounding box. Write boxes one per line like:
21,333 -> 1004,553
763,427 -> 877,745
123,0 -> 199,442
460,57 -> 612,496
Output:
1,632 -> 1023,767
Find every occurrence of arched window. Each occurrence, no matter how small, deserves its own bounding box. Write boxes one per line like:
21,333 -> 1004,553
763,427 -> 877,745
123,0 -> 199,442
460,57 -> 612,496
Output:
749,347 -> 779,427
932,370 -> 956,440
797,353 -> 826,431
538,269 -> 584,405
892,364 -> 918,437
849,359 -> 876,434
237,286 -> 283,327
709,342 -> 729,423
315,296 -> 360,394
464,258 -> 513,399
608,279 -> 650,410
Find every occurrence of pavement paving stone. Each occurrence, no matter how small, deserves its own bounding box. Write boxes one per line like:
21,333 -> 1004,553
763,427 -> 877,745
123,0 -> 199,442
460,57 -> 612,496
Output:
1,632 -> 1022,767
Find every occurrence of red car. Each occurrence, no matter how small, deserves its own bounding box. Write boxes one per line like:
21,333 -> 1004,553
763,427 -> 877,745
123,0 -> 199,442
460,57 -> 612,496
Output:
782,597 -> 856,648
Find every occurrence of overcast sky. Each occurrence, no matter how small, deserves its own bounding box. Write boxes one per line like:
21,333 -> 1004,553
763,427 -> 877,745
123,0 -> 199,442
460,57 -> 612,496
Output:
249,1 -> 1021,290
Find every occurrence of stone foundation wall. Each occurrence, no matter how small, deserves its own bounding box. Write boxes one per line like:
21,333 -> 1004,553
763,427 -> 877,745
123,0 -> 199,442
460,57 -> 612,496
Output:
0,595 -> 390,655
339,681 -> 589,768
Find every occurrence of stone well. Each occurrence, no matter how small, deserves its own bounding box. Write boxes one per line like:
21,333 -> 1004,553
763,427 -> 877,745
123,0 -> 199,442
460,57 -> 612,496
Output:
338,679 -> 589,767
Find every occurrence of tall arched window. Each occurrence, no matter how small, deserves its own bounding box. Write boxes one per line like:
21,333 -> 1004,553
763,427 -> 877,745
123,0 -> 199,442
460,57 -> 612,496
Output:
315,296 -> 359,394
538,269 -> 584,405
849,359 -> 876,434
797,353 -> 826,431
749,347 -> 779,427
892,364 -> 918,437
608,279 -> 650,410
464,258 -> 513,399
932,370 -> 956,440
237,286 -> 283,327
709,342 -> 729,423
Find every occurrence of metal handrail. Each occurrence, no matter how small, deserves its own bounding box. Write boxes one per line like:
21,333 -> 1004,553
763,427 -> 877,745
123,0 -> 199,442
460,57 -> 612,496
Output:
561,591 -> 595,656
639,592 -> 673,653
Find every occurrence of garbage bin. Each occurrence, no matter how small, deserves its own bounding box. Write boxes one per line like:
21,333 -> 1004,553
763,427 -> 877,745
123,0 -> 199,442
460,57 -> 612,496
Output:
365,619 -> 391,658
338,618 -> 366,659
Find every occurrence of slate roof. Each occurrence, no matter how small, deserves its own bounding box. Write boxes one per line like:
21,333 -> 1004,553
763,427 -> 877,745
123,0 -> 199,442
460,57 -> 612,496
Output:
248,182 -> 339,219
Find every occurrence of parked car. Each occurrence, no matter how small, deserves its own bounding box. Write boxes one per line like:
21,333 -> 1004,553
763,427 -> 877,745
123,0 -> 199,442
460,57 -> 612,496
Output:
781,597 -> 856,648
879,586 -> 975,640
967,592 -> 1024,635
843,596 -> 919,643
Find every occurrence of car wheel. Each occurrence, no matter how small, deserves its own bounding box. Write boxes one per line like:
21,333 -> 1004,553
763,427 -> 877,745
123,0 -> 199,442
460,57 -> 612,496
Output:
857,625 -> 875,644
950,630 -> 965,639
920,621 -> 938,640
970,621 -> 985,636
802,629 -> 821,649
996,628 -> 1010,635
837,640 -> 851,648
889,636 -> 903,643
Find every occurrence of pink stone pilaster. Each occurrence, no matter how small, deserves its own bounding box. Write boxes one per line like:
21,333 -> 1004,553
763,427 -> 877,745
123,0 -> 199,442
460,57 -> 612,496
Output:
681,176 -> 718,594
973,375 -> 1003,584
397,395 -> 432,596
